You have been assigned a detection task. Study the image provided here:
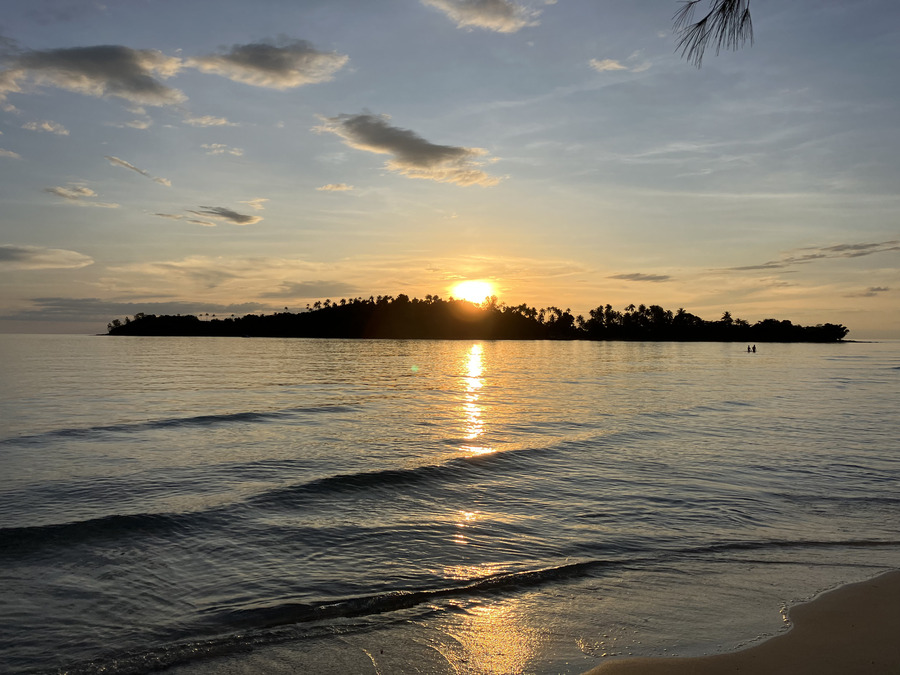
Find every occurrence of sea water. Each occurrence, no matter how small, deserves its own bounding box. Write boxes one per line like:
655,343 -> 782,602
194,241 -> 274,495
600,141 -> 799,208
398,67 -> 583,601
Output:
0,335 -> 898,674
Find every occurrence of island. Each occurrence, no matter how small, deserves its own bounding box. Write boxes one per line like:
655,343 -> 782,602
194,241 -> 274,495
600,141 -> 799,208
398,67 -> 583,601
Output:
106,295 -> 849,342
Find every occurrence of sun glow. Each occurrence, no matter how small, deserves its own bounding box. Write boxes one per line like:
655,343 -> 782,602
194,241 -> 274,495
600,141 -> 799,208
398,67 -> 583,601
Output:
451,280 -> 495,305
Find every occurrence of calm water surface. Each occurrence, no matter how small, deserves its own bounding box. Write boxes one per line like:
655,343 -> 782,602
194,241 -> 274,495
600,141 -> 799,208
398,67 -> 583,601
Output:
1,335 -> 898,674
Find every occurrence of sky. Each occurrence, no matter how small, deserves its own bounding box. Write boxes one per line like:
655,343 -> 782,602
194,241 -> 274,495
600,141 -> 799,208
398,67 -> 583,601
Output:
1,0 -> 898,337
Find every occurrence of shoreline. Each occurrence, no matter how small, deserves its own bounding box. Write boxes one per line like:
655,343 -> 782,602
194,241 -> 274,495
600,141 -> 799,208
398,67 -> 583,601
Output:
584,570 -> 900,675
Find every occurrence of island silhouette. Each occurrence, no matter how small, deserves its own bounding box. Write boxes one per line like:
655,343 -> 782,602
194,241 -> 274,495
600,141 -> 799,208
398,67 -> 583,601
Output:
106,295 -> 849,342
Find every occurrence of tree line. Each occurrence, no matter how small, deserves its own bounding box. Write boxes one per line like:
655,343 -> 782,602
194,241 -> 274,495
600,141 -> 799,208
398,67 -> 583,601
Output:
107,294 -> 849,342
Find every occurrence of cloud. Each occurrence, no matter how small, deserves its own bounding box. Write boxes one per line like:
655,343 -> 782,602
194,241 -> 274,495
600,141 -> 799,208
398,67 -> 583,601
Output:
589,51 -> 652,73
729,240 -> 900,271
0,244 -> 93,269
846,286 -> 890,298
106,256 -> 254,291
202,143 -> 243,156
239,198 -> 268,210
153,213 -> 217,227
0,45 -> 185,107
0,148 -> 21,159
609,272 -> 672,282
0,297 -> 263,323
186,206 -> 263,225
316,183 -> 354,191
22,120 -> 69,135
104,155 -> 171,186
589,58 -> 628,72
186,38 -> 348,90
261,280 -> 360,299
184,115 -> 238,127
44,184 -> 119,207
316,113 -> 501,186
422,0 -> 540,33
45,185 -> 94,200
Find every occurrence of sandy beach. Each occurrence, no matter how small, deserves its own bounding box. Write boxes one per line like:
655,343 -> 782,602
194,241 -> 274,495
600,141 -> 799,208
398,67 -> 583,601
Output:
585,570 -> 900,675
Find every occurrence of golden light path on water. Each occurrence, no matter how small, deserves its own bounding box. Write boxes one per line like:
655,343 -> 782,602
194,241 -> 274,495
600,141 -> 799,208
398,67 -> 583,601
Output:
437,344 -> 545,673
437,600 -> 543,674
460,343 -> 492,456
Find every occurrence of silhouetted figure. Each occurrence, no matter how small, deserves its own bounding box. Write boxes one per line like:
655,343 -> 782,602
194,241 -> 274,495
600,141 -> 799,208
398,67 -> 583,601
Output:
752,345 -> 756,353
747,345 -> 751,352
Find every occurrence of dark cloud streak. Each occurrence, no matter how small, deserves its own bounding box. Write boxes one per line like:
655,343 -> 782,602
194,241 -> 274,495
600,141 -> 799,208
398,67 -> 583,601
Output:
2,44 -> 184,106
186,206 -> 263,225
0,244 -> 93,269
187,38 -> 348,89
316,112 -> 500,186
609,272 -> 672,282
728,240 -> 899,271
105,155 -> 171,185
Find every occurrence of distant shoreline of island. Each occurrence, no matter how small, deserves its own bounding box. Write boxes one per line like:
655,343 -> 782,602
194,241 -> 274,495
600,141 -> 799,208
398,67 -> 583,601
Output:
106,295 -> 850,342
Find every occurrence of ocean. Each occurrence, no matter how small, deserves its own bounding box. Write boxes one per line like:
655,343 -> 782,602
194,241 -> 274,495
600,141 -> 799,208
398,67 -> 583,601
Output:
1,335 -> 898,674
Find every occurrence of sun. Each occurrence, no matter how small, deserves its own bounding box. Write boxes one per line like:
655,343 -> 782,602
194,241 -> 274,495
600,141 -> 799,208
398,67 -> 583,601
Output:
451,280 -> 496,305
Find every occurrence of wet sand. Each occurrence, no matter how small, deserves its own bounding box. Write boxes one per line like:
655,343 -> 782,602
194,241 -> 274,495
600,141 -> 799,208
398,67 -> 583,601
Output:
585,570 -> 900,675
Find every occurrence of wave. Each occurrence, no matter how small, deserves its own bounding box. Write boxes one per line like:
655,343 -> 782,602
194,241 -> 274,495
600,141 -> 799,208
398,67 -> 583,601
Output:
246,462 -> 468,508
0,445 -> 554,554
0,510 -> 221,554
0,404 -> 357,446
243,441 -> 566,509
7,424 -> 900,558
210,537 -> 900,630
51,537 -> 900,674
210,559 -> 608,631
678,538 -> 900,557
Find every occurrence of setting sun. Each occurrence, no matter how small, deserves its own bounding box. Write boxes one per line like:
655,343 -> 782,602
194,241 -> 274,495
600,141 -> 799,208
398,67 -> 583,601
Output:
451,280 -> 496,305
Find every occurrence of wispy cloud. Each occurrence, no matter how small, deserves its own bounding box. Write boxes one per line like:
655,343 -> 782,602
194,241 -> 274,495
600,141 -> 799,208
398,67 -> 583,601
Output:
609,272 -> 672,282
202,143 -> 243,156
186,38 -> 348,90
262,280 -> 360,299
107,256 -> 244,290
0,45 -> 185,107
153,213 -> 217,227
316,112 -> 501,187
122,118 -> 152,129
22,119 -> 69,135
44,184 -> 119,208
104,155 -> 171,186
422,0 -> 540,33
90,251 -> 591,313
588,58 -> 628,72
0,148 -> 21,159
316,183 -> 354,191
0,244 -> 93,269
0,297 -> 263,323
589,51 -> 652,73
728,240 -> 900,271
845,286 -> 890,298
186,206 -> 263,225
184,115 -> 238,127
239,198 -> 268,210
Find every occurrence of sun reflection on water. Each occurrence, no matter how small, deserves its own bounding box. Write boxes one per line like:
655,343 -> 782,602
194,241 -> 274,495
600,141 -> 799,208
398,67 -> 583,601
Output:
441,600 -> 543,674
460,343 -> 493,455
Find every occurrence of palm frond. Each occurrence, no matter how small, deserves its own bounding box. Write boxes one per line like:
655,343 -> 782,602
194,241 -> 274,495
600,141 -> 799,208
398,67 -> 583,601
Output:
674,0 -> 753,67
